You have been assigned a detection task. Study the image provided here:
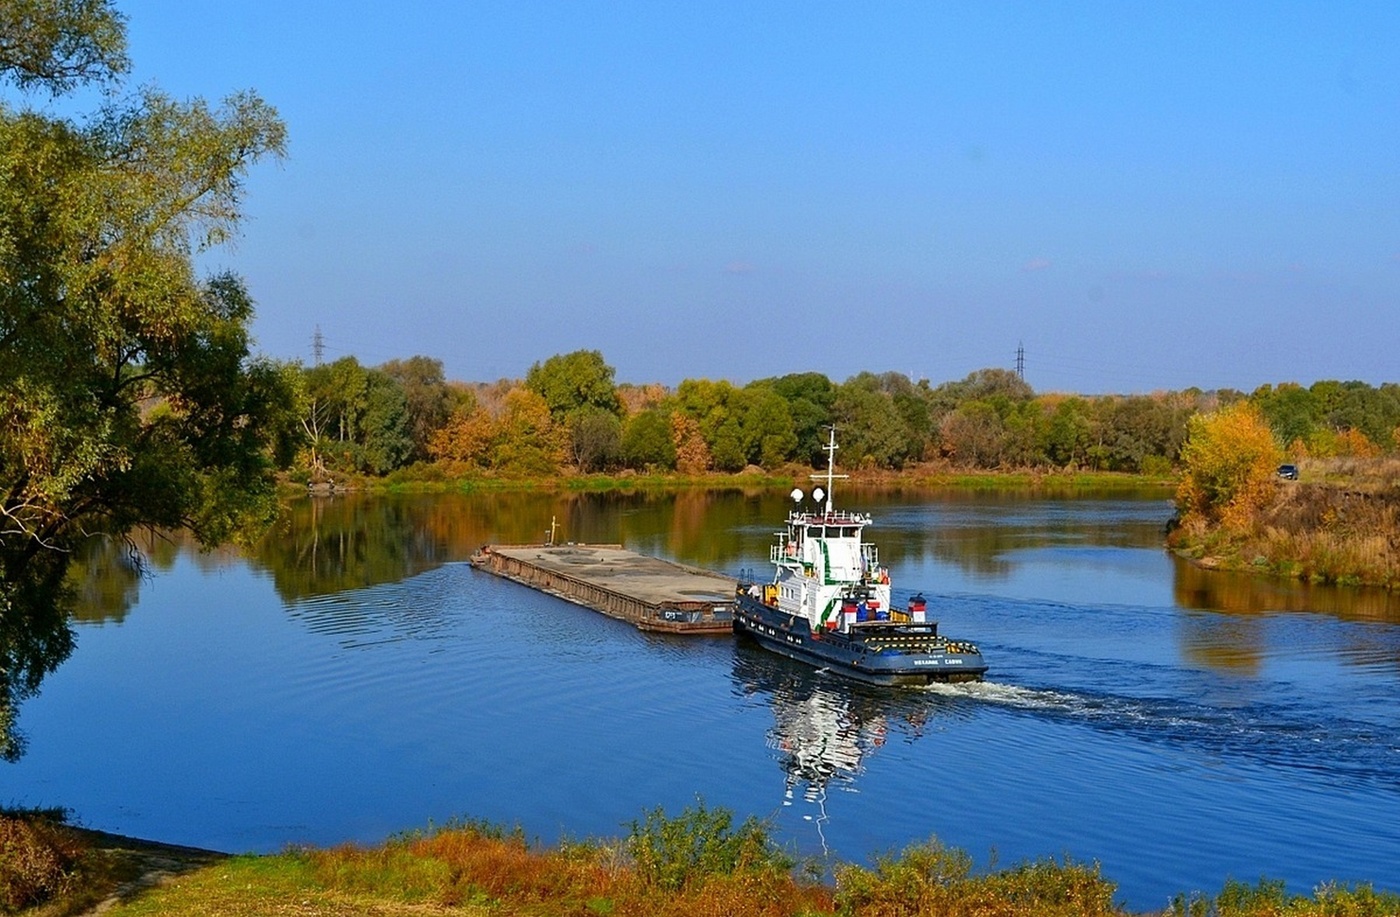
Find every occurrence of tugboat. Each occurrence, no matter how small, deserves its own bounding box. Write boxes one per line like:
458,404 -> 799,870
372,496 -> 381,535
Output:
734,431 -> 988,686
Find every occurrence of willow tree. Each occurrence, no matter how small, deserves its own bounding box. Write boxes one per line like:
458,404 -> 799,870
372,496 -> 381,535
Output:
1,1 -> 294,759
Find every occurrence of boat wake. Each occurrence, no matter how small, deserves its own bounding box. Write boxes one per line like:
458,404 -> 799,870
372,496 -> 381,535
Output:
917,678 -> 1074,708
916,676 -> 1399,787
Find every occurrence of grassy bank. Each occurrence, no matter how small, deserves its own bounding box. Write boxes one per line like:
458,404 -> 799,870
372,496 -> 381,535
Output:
6,806 -> 1397,917
1169,458 -> 1400,590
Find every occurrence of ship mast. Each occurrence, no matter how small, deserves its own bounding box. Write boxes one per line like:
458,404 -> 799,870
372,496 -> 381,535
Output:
813,427 -> 847,515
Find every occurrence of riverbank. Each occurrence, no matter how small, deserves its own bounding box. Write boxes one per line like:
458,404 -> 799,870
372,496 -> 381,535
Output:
6,807 -> 1396,917
1168,459 -> 1400,590
290,462 -> 1177,497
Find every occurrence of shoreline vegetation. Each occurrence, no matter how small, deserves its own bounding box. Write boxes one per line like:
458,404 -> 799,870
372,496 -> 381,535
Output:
299,463 -> 1177,496
5,804 -> 1397,917
288,454 -> 1399,591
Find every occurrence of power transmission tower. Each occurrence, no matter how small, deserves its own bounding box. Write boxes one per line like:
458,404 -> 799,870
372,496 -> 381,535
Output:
312,325 -> 324,366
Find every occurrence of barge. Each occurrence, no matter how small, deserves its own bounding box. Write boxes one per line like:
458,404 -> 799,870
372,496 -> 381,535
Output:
470,543 -> 735,634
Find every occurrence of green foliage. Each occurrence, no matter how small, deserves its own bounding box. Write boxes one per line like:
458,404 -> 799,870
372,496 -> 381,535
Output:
835,838 -> 1119,917
298,358 -> 414,476
1170,876 -> 1400,917
757,372 -> 836,465
670,379 -> 799,471
625,800 -> 792,892
526,349 -> 621,421
834,377 -> 921,468
0,0 -> 128,93
1,0 -> 290,758
379,356 -> 457,464
619,408 -> 676,471
834,837 -> 973,910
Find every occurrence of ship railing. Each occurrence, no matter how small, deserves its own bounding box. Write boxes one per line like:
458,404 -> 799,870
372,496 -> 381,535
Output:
771,543 -> 804,565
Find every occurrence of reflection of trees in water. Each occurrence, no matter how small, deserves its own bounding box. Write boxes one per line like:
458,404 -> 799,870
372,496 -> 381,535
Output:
242,487 -> 1184,603
2,550 -> 75,760
66,537 -> 143,625
837,487 -> 1174,579
251,495 -> 441,603
1173,556 -> 1400,675
1173,556 -> 1400,623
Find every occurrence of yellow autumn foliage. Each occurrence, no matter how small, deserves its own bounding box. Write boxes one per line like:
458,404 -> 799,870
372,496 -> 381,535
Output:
1175,402 -> 1282,531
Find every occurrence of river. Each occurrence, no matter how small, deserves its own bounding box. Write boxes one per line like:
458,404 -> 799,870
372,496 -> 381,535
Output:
6,487 -> 1399,912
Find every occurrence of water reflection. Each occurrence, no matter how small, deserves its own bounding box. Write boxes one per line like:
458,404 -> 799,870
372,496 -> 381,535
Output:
69,490 -> 1399,685
1173,557 -> 1400,678
66,537 -> 143,626
1173,555 -> 1400,624
731,648 -> 946,807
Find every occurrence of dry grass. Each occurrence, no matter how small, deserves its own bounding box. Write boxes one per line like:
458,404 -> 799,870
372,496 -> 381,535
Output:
1170,458 -> 1400,589
7,811 -> 1400,917
0,813 -> 84,913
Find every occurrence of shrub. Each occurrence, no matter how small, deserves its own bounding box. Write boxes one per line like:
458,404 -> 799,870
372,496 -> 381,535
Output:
625,800 -> 792,893
834,839 -> 1119,917
0,812 -> 83,912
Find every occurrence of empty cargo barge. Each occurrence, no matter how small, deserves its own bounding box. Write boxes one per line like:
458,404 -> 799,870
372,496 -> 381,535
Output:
469,544 -> 736,634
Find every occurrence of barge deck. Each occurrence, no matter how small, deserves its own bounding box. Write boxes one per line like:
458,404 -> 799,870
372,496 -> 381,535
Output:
469,544 -> 736,634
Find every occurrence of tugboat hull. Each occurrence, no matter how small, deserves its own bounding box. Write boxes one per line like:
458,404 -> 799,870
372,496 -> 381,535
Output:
734,592 -> 986,686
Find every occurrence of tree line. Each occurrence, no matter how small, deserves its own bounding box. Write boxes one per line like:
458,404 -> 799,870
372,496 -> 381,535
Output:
294,349 -> 1400,481
5,0 -> 1398,762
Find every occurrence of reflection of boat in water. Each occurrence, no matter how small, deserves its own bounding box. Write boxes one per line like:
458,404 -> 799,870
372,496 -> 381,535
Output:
734,431 -> 988,685
731,650 -> 936,806
762,667 -> 881,801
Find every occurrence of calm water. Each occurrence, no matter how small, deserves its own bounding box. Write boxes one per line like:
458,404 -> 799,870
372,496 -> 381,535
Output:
7,488 -> 1400,911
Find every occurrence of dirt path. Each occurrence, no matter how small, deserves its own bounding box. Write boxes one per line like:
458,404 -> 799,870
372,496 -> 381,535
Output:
70,828 -> 228,915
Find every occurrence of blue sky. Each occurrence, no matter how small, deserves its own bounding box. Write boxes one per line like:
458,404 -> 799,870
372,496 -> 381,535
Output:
112,2 -> 1399,394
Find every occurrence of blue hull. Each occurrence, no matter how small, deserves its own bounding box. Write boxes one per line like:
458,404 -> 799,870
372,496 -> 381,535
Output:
733,593 -> 987,686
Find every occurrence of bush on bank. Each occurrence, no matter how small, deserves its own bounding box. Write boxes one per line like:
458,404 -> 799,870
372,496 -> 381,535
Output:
6,804 -> 1399,917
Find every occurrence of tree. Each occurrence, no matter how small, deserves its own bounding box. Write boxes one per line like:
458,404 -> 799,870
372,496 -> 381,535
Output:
1039,396 -> 1095,467
0,0 -> 127,92
833,378 -> 918,469
1175,402 -> 1282,531
620,409 -> 676,471
380,356 -> 457,464
671,413 -> 711,474
1252,383 -> 1321,450
757,372 -> 835,466
742,387 -> 798,468
428,395 -> 495,469
493,388 -> 563,475
939,402 -> 1006,468
358,371 -> 413,474
1094,395 -> 1180,473
525,350 -> 621,421
567,407 -> 622,472
1,1 -> 289,759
